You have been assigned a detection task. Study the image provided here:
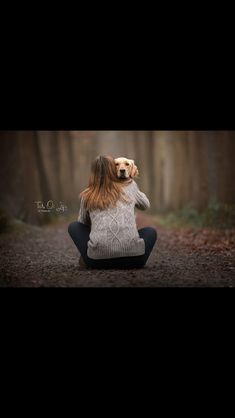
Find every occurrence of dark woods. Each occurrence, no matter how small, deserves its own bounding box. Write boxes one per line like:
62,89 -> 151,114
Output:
0,131 -> 235,225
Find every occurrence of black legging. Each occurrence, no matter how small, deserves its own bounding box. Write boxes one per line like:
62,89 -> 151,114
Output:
68,221 -> 157,269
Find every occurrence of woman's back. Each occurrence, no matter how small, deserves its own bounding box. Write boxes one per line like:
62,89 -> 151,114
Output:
78,180 -> 150,259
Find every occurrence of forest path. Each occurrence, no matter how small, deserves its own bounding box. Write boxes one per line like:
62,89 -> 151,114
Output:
1,213 -> 235,287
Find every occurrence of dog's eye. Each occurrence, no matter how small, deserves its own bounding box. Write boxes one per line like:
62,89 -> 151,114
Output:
115,163 -> 119,166
125,162 -> 130,166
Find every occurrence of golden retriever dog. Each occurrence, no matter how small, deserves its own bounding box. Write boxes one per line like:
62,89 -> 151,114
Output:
114,157 -> 139,180
114,157 -> 140,226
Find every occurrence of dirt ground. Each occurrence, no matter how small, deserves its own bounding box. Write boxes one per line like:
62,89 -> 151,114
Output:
0,213 -> 235,287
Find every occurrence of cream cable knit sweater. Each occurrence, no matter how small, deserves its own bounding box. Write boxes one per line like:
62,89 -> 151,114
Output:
78,180 -> 150,259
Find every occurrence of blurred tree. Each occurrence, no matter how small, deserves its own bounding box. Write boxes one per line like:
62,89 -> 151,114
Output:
0,130 -> 234,224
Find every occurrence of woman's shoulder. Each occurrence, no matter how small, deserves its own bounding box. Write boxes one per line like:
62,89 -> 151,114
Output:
122,179 -> 138,189
121,179 -> 138,195
122,179 -> 136,186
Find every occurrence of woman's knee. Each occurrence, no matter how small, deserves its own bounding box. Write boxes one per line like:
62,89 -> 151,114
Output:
145,227 -> 157,243
68,221 -> 79,236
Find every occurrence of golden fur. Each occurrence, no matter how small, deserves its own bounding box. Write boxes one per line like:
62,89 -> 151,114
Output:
114,157 -> 139,180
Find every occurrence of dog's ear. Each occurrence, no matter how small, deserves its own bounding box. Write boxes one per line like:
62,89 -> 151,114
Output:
130,160 -> 139,178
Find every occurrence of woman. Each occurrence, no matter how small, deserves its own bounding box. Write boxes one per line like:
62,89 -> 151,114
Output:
68,155 -> 157,269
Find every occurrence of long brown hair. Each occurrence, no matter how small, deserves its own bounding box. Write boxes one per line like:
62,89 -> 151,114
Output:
80,155 -> 130,211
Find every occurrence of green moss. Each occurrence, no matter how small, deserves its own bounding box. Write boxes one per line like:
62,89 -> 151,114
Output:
154,203 -> 235,230
0,208 -> 32,235
0,208 -> 12,233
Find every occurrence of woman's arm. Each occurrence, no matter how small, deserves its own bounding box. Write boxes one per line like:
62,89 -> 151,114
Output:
132,181 -> 150,210
78,197 -> 91,226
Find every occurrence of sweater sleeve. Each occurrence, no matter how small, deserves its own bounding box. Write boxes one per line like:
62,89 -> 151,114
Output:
78,197 -> 91,225
132,181 -> 150,210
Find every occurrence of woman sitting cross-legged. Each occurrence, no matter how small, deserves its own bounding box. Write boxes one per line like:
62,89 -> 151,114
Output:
68,155 -> 157,269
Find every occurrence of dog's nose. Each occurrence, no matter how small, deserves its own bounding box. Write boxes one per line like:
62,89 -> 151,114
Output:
120,169 -> 126,174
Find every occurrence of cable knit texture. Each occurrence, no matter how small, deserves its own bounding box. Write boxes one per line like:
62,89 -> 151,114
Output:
78,180 -> 150,259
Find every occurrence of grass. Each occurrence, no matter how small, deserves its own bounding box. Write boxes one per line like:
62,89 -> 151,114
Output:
2,203 -> 235,236
153,202 -> 235,230
0,208 -> 31,235
0,207 -> 78,235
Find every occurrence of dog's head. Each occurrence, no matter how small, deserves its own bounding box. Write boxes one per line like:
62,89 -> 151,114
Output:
114,157 -> 139,180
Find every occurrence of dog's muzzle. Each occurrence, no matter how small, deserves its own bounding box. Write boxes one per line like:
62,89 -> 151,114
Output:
119,169 -> 127,179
